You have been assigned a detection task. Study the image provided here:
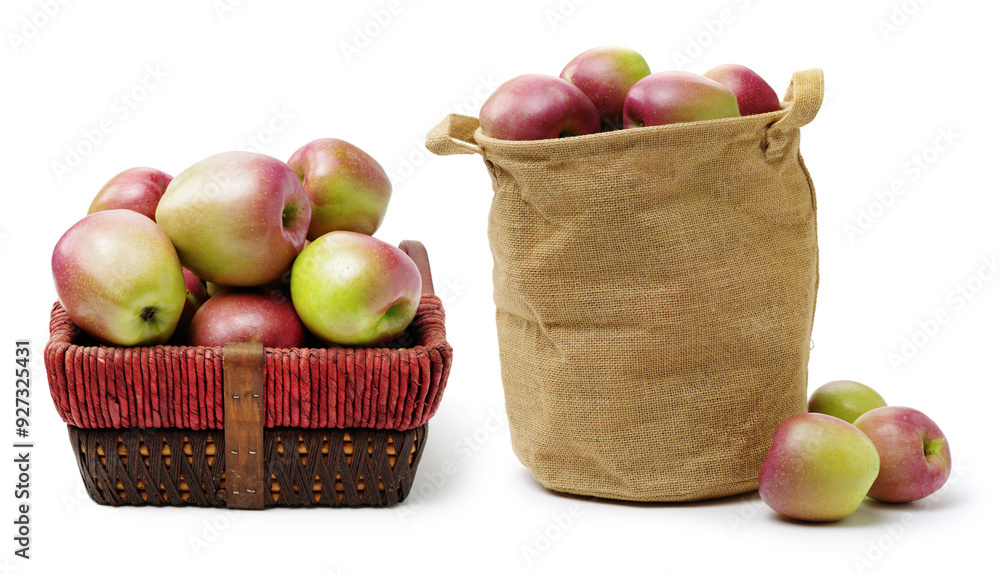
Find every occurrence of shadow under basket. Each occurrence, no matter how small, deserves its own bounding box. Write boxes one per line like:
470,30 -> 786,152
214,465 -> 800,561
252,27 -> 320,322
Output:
69,425 -> 427,507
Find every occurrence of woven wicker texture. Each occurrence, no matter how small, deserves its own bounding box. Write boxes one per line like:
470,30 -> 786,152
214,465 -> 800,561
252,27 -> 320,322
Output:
46,296 -> 451,431
69,425 -> 426,507
427,69 -> 823,502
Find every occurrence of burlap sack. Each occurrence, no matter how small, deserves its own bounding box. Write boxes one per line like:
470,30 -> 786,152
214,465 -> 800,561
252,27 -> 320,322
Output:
427,69 -> 823,501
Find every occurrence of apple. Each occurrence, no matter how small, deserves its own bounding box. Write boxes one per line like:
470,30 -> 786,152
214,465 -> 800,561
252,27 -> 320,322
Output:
155,151 -> 311,287
87,167 -> 172,220
188,287 -> 306,348
206,281 -> 225,297
759,413 -> 880,522
260,259 -> 296,296
183,269 -> 209,306
51,209 -> 187,346
703,64 -> 781,116
290,231 -> 421,346
170,269 -> 210,344
808,380 -> 888,423
287,139 -> 392,239
854,406 -> 951,503
205,242 -> 303,298
479,74 -> 601,140
622,71 -> 740,128
559,46 -> 651,130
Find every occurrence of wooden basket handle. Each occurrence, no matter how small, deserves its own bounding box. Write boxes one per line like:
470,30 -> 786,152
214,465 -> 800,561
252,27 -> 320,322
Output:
398,240 -> 435,296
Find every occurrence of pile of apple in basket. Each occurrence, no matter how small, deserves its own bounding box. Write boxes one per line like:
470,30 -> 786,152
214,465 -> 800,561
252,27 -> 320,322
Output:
51,139 -> 420,350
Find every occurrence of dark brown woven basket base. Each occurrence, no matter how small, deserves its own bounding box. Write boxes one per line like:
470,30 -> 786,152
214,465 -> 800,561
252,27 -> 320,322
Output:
67,424 -> 427,508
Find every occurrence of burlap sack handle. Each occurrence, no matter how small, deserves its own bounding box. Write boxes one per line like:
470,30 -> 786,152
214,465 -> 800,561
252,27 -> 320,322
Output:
426,113 -> 484,156
764,68 -> 824,156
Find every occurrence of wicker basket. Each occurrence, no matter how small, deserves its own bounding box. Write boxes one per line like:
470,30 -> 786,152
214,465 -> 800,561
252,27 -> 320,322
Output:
45,241 -> 451,509
68,425 -> 427,507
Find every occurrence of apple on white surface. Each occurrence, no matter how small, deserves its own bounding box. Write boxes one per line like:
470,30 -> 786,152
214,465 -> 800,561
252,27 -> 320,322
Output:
155,151 -> 311,287
290,231 -> 421,346
758,413 -> 881,522
854,406 -> 951,503
287,139 -> 392,239
51,209 -> 187,346
87,166 -> 172,220
808,380 -> 888,423
188,287 -> 306,348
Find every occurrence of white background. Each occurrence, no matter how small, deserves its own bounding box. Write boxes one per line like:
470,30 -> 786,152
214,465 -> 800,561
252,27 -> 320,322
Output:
2,0 -> 998,572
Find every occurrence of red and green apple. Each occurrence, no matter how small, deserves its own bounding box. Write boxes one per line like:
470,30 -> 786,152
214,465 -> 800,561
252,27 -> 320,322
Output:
51,209 -> 187,346
290,231 -> 421,346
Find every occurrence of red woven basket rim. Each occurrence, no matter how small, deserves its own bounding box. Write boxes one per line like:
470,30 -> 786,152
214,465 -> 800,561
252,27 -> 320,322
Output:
44,294 -> 447,354
44,293 -> 452,431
